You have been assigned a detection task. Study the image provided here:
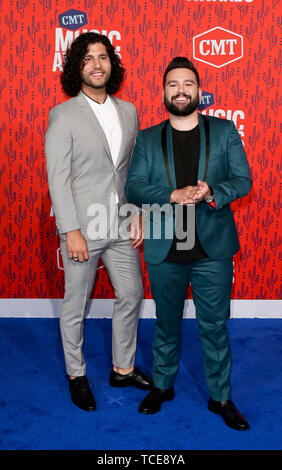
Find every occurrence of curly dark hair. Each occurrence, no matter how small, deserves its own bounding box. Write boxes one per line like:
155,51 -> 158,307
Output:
61,32 -> 125,97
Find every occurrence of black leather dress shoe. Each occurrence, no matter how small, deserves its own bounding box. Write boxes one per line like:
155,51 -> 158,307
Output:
208,398 -> 249,431
110,367 -> 153,390
139,386 -> 175,414
69,376 -> 96,411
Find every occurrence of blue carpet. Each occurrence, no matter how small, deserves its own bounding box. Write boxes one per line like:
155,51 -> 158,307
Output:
0,318 -> 282,451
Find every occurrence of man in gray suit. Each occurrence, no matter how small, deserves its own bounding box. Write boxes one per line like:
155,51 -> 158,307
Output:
45,32 -> 152,411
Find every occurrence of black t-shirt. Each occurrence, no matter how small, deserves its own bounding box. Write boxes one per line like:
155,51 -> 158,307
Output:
165,125 -> 207,263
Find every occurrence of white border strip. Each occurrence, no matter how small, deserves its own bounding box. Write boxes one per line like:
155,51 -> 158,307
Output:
0,299 -> 281,318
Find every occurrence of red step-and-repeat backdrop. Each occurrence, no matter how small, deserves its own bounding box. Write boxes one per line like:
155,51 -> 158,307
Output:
0,0 -> 281,312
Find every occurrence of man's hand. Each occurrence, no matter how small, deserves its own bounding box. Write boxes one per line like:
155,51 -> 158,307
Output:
191,180 -> 211,204
170,181 -> 211,205
66,229 -> 89,262
130,213 -> 145,249
170,185 -> 198,205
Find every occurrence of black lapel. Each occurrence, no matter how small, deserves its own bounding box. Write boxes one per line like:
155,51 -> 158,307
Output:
161,120 -> 173,187
202,115 -> 210,182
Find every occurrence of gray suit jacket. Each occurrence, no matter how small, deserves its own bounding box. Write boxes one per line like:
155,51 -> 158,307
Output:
45,91 -> 139,243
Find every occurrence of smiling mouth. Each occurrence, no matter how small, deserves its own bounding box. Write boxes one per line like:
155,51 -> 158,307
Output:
91,72 -> 105,78
173,95 -> 190,103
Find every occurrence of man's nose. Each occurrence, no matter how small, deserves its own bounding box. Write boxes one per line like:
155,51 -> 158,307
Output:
93,58 -> 102,68
178,84 -> 185,94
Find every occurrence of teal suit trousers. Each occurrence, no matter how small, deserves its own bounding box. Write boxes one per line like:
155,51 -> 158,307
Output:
148,257 -> 233,401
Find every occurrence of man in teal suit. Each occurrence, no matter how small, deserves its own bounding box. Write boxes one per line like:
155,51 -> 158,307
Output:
125,57 -> 251,430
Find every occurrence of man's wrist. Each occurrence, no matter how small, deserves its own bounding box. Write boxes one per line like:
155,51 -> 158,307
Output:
204,186 -> 215,203
170,189 -> 178,203
67,229 -> 80,234
66,229 -> 82,239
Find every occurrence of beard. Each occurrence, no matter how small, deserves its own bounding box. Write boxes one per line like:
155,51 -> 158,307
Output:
164,93 -> 200,116
81,75 -> 108,90
80,66 -> 111,91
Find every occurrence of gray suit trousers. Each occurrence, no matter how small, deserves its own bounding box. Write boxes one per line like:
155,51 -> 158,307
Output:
60,237 -> 143,377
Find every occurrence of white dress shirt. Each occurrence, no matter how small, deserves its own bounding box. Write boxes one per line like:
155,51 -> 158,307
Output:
83,93 -> 123,209
83,93 -> 122,166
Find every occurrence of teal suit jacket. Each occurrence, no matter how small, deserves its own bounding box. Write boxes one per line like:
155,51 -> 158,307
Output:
126,113 -> 251,264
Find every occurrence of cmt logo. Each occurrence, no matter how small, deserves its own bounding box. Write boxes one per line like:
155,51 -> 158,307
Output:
58,9 -> 88,31
193,27 -> 243,68
198,91 -> 214,111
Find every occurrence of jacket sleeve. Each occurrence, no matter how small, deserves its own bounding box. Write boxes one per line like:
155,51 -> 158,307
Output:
212,120 -> 252,210
125,131 -> 174,208
44,107 -> 81,234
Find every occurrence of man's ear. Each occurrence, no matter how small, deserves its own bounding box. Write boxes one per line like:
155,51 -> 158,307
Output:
198,87 -> 202,102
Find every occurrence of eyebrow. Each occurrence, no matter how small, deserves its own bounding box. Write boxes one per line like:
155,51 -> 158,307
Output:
167,79 -> 196,85
84,53 -> 109,58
